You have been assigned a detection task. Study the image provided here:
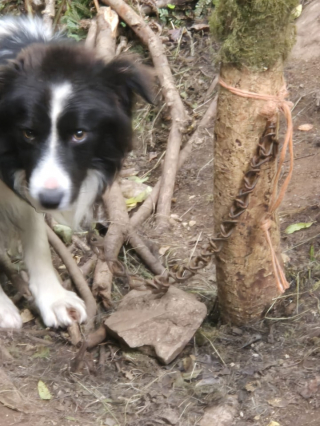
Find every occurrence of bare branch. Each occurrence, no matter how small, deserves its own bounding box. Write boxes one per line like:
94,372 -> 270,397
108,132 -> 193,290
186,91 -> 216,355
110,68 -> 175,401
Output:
42,0 -> 55,29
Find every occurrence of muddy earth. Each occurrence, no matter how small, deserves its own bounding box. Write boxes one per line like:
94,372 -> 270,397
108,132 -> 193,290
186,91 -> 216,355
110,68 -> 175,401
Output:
1,2 -> 320,426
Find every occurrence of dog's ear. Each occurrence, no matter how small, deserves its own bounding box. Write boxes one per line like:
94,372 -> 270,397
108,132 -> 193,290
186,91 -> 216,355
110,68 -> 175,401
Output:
100,58 -> 154,111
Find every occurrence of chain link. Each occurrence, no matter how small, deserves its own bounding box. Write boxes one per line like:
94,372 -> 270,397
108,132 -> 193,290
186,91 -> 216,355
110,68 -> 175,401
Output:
108,120 -> 279,292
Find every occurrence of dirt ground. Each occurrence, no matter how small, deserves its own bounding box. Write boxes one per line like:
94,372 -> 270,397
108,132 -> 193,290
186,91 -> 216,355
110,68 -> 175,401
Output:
2,3 -> 320,426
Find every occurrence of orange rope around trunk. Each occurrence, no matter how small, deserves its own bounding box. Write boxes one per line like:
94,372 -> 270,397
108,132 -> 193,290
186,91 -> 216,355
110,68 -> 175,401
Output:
219,77 -> 293,294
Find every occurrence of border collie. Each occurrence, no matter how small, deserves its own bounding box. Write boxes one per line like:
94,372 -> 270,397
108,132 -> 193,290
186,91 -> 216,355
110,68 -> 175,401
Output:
0,16 -> 152,328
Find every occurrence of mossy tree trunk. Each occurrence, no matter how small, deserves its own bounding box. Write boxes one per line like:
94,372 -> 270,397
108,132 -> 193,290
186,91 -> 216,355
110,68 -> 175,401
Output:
211,0 -> 298,325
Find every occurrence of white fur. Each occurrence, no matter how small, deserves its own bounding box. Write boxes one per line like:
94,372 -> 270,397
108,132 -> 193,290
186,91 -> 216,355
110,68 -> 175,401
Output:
0,180 -> 87,328
15,168 -> 103,229
29,83 -> 73,209
52,169 -> 104,229
0,16 -> 54,41
0,286 -> 22,329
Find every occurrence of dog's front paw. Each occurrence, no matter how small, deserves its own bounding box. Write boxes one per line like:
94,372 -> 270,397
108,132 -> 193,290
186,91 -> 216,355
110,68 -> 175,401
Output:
0,289 -> 22,329
31,278 -> 87,328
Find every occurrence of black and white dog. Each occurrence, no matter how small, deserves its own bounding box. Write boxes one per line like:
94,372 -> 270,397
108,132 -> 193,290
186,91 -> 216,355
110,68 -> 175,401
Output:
0,16 -> 152,328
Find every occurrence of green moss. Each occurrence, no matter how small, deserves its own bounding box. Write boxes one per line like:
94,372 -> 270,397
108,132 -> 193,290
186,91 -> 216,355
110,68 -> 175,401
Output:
210,0 -> 299,70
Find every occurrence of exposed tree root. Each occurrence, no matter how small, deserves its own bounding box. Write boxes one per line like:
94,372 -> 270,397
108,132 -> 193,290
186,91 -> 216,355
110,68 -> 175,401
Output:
85,18 -> 98,49
101,0 -> 188,230
92,258 -> 113,308
46,225 -> 97,331
128,230 -> 166,276
86,324 -> 108,349
103,182 -> 129,261
96,7 -> 119,62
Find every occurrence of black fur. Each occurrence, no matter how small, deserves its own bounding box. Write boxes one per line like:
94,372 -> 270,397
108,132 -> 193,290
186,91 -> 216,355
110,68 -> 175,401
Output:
0,17 -> 152,208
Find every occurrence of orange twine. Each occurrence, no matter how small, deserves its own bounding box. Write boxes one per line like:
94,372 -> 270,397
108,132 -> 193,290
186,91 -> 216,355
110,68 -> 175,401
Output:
219,77 -> 294,294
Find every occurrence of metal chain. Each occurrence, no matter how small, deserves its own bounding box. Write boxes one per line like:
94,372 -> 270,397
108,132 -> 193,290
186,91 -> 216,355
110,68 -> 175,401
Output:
109,120 -> 279,292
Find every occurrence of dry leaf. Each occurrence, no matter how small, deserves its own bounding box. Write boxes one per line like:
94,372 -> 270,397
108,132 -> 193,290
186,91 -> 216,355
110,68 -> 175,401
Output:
298,123 -> 313,131
120,179 -> 152,211
182,354 -> 196,372
53,224 -> 73,244
182,368 -> 202,381
37,380 -> 52,400
168,28 -> 182,42
159,246 -> 170,255
244,381 -> 260,392
20,309 -> 35,324
148,152 -> 158,161
170,214 -> 181,222
284,222 -> 313,234
267,397 -> 288,408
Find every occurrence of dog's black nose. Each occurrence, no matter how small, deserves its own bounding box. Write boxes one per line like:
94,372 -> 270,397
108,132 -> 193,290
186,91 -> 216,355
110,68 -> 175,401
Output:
39,189 -> 64,209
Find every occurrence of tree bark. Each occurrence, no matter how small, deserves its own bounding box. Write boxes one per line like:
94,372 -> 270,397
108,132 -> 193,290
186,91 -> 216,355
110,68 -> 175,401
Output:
214,62 -> 284,325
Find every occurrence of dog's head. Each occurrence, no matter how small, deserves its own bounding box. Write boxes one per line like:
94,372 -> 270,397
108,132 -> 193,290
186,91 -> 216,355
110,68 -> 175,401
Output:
0,44 -> 152,210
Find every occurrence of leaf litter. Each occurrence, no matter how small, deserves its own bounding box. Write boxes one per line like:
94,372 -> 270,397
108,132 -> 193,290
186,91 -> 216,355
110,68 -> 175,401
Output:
1,2 -> 320,426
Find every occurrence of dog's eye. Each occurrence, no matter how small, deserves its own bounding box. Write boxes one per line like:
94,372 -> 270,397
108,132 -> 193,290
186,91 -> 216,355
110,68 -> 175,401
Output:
22,129 -> 36,141
72,130 -> 87,143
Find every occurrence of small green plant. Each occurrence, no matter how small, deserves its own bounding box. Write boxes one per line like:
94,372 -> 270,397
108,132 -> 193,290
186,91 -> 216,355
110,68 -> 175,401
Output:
195,0 -> 213,17
159,7 -> 169,24
59,0 -> 93,41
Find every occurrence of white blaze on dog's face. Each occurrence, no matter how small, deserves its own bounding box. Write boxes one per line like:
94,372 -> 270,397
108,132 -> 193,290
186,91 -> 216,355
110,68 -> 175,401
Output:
29,83 -> 73,209
0,42 -> 153,219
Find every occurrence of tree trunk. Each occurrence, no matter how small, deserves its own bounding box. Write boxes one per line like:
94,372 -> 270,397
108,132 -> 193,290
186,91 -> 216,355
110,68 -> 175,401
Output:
214,62 -> 284,325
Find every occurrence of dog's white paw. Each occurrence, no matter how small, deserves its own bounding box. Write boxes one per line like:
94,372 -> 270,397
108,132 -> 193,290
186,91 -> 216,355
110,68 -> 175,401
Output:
31,277 -> 87,328
0,288 -> 22,329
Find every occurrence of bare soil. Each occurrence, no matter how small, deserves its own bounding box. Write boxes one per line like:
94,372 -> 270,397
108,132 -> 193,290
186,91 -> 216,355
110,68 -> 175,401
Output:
2,5 -> 320,426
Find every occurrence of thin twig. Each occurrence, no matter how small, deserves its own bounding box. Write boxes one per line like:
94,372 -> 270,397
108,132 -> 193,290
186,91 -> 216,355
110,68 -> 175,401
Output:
93,0 -> 100,12
284,232 -> 320,252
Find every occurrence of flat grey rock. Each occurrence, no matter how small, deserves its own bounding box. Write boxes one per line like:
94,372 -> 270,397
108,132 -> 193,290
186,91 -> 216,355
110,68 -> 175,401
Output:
105,286 -> 207,364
